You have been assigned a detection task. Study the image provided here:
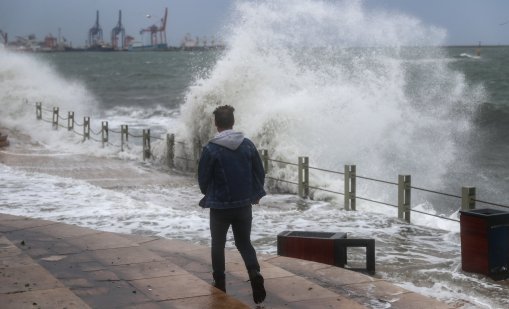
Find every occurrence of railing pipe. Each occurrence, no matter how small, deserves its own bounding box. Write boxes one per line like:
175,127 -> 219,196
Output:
398,175 -> 411,223
83,117 -> 90,141
166,133 -> 175,168
101,121 -> 108,147
143,129 -> 151,160
36,102 -> 42,120
461,187 -> 476,211
67,112 -> 74,131
120,125 -> 128,151
298,156 -> 309,198
52,107 -> 59,130
344,165 -> 357,210
194,138 -> 201,171
261,149 -> 269,174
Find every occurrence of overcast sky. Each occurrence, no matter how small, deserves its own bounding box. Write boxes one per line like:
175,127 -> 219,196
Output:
1,0 -> 509,47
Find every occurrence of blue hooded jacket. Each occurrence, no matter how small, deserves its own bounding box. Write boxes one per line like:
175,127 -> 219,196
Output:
198,130 -> 266,209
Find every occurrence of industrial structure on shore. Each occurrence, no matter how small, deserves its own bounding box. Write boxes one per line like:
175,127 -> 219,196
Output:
0,7 -> 224,53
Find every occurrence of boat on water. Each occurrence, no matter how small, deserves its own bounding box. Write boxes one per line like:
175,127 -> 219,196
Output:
86,43 -> 114,52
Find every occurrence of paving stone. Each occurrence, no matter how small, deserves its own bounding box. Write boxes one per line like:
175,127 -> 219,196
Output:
381,290 -> 451,309
72,280 -> 151,308
69,232 -> 140,251
262,276 -> 339,303
310,264 -> 380,285
113,233 -> 159,244
130,273 -> 219,301
0,264 -> 63,294
0,235 -> 22,257
122,302 -> 165,309
0,287 -> 91,309
269,296 -> 367,309
160,293 -> 250,308
0,217 -> 55,232
110,260 -> 188,281
27,222 -> 100,239
342,280 -> 409,303
140,238 -> 209,256
90,246 -> 165,266
0,253 -> 38,268
230,265 -> 294,281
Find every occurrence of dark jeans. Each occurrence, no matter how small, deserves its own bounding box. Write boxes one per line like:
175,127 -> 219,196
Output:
210,205 -> 260,280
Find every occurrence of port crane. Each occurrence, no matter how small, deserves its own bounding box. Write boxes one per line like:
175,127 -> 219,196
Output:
140,7 -> 168,47
0,30 -> 7,45
88,10 -> 103,47
111,10 -> 125,50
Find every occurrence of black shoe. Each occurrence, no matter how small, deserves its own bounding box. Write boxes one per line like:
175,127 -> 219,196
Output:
213,279 -> 226,292
248,270 -> 266,304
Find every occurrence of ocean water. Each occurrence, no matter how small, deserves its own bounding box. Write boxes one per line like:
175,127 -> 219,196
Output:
1,0 -> 509,308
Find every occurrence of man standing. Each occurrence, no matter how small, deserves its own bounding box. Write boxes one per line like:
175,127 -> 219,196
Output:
198,105 -> 266,304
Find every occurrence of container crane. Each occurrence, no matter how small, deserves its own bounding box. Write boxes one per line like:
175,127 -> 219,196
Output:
111,10 -> 125,50
140,7 -> 168,47
88,10 -> 103,47
0,30 -> 7,45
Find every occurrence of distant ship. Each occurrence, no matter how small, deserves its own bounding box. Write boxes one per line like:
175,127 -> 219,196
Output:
86,42 -> 114,52
128,41 -> 168,51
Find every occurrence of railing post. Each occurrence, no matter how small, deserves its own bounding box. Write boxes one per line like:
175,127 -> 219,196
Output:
194,138 -> 201,171
261,149 -> 269,174
398,175 -> 411,223
461,187 -> 476,211
83,117 -> 90,141
166,133 -> 175,168
101,121 -> 108,147
52,107 -> 59,129
298,156 -> 309,198
67,112 -> 74,131
143,129 -> 151,160
344,165 -> 356,211
120,125 -> 128,151
36,102 -> 42,120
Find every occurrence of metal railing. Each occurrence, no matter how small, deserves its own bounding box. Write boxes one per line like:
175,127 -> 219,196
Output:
32,101 -> 509,224
259,151 -> 509,224
34,102 -> 196,169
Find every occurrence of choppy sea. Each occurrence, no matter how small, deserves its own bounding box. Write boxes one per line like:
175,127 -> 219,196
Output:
1,1 -> 509,308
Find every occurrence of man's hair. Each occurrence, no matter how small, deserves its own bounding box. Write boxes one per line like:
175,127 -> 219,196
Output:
213,105 -> 235,129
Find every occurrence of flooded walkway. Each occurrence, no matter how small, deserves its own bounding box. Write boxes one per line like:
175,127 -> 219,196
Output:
0,213 -> 451,308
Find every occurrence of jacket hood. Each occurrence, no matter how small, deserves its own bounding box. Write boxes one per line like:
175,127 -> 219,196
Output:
209,130 -> 245,150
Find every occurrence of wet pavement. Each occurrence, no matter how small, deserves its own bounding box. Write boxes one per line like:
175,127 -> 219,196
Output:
0,213 -> 452,308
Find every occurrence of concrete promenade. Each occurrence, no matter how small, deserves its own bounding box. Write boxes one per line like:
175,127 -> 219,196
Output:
0,213 -> 453,309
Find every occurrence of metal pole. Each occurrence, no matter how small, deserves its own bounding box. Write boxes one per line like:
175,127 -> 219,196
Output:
398,175 -> 411,223
120,125 -> 128,151
166,133 -> 175,168
461,187 -> 476,211
83,117 -> 90,141
101,121 -> 108,147
143,129 -> 151,160
67,112 -> 74,131
261,149 -> 269,174
194,138 -> 201,172
298,156 -> 309,198
344,165 -> 356,211
52,107 -> 59,129
36,102 -> 42,120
